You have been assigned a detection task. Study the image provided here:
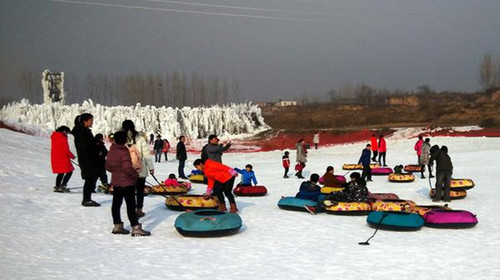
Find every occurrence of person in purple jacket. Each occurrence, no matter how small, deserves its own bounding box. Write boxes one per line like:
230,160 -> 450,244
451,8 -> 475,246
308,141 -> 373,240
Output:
106,131 -> 150,237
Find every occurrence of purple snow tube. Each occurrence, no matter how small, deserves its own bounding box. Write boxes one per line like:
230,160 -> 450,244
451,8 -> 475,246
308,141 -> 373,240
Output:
371,167 -> 394,176
319,175 -> 346,185
423,209 -> 478,229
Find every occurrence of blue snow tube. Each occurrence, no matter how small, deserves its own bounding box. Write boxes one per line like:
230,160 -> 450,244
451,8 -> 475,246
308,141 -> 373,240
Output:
174,210 -> 242,237
367,211 -> 424,231
277,196 -> 319,212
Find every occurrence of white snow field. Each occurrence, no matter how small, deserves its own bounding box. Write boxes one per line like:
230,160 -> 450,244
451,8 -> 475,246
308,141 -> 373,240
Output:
1,128 -> 500,280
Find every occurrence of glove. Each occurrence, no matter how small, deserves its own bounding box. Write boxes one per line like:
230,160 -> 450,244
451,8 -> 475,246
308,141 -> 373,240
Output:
203,189 -> 212,198
228,169 -> 238,177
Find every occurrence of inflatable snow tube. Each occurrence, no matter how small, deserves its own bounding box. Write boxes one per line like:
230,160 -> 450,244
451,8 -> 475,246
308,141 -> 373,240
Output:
277,197 -> 319,212
371,167 -> 394,176
233,185 -> 268,197
150,183 -> 190,195
342,163 -> 380,170
175,210 -> 242,237
388,173 -> 415,182
189,174 -> 206,184
319,175 -> 346,185
429,189 -> 467,200
165,194 -> 220,211
404,164 -> 423,173
423,209 -> 478,229
370,199 -> 416,212
367,211 -> 424,231
450,179 -> 475,191
368,193 -> 400,201
320,186 -> 344,194
411,204 -> 451,216
324,201 -> 372,215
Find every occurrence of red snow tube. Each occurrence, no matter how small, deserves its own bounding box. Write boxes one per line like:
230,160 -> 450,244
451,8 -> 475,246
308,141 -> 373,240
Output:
404,164 -> 423,173
319,175 -> 346,185
371,167 -> 393,176
233,185 -> 268,197
368,192 -> 400,201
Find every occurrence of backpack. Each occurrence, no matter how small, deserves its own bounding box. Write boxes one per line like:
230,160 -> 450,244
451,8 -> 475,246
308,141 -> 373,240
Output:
127,143 -> 143,172
201,144 -> 209,162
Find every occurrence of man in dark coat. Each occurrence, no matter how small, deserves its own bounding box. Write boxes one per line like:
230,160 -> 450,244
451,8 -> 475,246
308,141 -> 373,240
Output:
201,134 -> 231,163
358,144 -> 372,182
295,173 -> 321,201
429,145 -> 453,202
176,136 -> 188,179
153,135 -> 164,163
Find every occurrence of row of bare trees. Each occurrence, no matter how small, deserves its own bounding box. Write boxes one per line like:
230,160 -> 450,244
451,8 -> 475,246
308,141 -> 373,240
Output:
18,69 -> 242,107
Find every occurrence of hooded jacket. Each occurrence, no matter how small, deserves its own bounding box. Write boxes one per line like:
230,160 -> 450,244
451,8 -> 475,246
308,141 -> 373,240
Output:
105,144 -> 139,187
50,131 -> 75,174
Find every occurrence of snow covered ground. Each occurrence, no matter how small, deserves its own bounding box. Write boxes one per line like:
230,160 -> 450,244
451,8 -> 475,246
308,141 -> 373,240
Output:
1,128 -> 500,280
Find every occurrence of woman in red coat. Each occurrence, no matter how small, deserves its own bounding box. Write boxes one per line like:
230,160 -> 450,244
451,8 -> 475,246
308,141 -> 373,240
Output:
51,126 -> 75,193
377,135 -> 387,167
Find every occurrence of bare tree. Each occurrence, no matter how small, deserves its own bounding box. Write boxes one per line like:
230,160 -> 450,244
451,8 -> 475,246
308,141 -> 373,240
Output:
479,53 -> 495,90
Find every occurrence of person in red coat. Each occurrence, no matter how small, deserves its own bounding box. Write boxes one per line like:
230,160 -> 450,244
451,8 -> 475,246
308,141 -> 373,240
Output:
51,126 -> 75,193
370,134 -> 378,162
193,158 -> 239,213
282,151 -> 290,178
414,135 -> 423,164
378,135 -> 387,167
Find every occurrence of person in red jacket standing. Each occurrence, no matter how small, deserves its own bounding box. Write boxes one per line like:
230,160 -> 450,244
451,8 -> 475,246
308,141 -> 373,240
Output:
378,135 -> 387,167
282,151 -> 290,178
193,158 -> 239,213
51,126 -> 75,193
370,134 -> 378,162
414,135 -> 423,165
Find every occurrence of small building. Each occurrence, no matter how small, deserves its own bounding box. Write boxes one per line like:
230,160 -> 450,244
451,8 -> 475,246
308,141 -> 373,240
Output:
274,100 -> 297,107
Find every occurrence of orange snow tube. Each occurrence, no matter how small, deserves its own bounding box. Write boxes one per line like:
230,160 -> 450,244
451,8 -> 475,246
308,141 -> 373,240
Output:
342,163 -> 380,170
388,173 -> 415,182
324,201 -> 372,215
429,189 -> 467,200
370,199 -> 416,212
404,164 -> 423,173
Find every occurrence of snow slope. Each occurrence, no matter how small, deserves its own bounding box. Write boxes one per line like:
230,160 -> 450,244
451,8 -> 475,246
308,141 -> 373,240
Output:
1,128 -> 500,280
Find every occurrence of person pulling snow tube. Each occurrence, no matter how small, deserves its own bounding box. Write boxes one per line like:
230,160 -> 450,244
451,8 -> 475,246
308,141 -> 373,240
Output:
370,199 -> 416,212
342,163 -> 380,170
175,210 -> 242,237
277,196 -> 319,212
423,209 -> 478,229
367,211 -> 424,231
165,194 -> 220,211
319,175 -> 346,184
388,173 -> 415,182
450,179 -> 475,191
320,186 -> 344,194
404,164 -> 423,173
150,183 -> 191,195
410,204 -> 451,216
371,167 -> 393,176
429,189 -> 467,200
233,185 -> 268,197
368,192 -> 400,201
324,201 -> 372,215
188,174 -> 206,184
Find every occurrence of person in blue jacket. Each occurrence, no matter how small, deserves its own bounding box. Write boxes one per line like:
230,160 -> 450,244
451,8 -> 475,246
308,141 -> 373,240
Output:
359,144 -> 372,182
295,173 -> 322,201
235,164 -> 258,186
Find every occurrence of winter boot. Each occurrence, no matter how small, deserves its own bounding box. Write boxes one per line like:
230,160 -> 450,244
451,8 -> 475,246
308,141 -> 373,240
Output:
304,205 -> 317,215
112,223 -> 130,234
218,203 -> 227,212
136,208 -> 145,218
131,224 -> 151,237
81,200 -> 101,207
229,203 -> 239,213
60,185 -> 71,193
54,186 -> 64,193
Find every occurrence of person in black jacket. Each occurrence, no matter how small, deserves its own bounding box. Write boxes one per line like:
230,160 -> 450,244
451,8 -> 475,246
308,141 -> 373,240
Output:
358,144 -> 372,182
429,145 -> 453,202
153,135 -> 163,163
176,136 -> 188,179
95,133 -> 109,192
71,113 -> 100,207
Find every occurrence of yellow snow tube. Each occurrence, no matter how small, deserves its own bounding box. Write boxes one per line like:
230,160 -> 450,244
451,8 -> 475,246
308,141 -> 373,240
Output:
165,194 -> 220,211
320,186 -> 344,194
429,189 -> 467,200
388,173 -> 415,182
150,184 -> 189,195
450,179 -> 475,191
370,199 -> 416,212
411,204 -> 451,216
342,163 -> 380,170
324,201 -> 372,215
189,174 -> 206,184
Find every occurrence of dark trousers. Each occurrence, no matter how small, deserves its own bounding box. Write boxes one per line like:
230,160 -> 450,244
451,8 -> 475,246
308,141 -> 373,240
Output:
155,149 -> 162,162
361,164 -> 372,181
178,159 -> 186,178
435,171 -> 452,201
378,152 -> 386,166
83,176 -> 98,202
136,177 -> 146,209
112,186 -> 139,227
284,167 -> 289,177
314,143 -> 318,149
420,164 -> 433,177
372,150 -> 378,161
163,152 -> 168,161
213,177 -> 236,205
56,172 -> 72,186
98,169 -> 108,185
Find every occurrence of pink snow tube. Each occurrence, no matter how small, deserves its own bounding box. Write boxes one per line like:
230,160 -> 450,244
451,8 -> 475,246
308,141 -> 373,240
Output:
423,209 -> 478,229
371,167 -> 393,176
319,175 -> 346,185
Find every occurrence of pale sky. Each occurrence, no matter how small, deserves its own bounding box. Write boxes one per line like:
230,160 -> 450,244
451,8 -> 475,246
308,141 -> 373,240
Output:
1,0 -> 499,103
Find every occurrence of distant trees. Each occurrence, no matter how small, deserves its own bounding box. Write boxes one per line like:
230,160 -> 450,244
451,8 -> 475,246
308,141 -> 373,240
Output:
479,53 -> 500,90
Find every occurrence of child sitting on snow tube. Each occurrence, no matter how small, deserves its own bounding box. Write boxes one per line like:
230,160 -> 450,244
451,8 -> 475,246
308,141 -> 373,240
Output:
322,166 -> 344,188
235,164 -> 258,186
164,173 -> 180,187
305,172 -> 369,215
295,174 -> 322,201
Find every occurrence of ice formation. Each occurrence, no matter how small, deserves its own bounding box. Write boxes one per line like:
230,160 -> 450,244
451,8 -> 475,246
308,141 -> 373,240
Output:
0,99 -> 270,139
